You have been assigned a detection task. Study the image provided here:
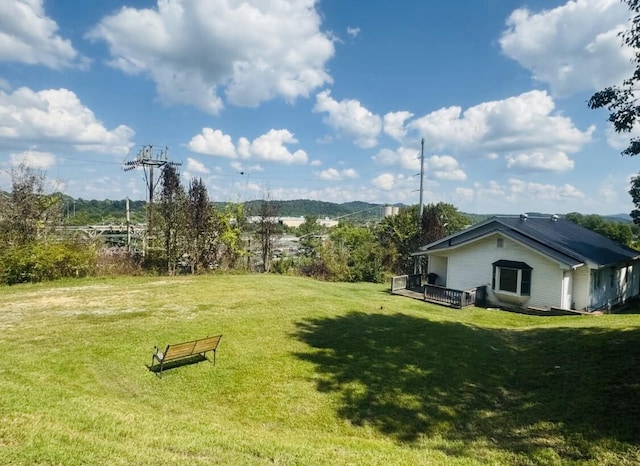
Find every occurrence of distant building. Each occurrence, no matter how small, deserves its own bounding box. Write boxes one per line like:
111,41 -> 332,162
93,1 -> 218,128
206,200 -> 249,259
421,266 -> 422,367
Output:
246,216 -> 338,228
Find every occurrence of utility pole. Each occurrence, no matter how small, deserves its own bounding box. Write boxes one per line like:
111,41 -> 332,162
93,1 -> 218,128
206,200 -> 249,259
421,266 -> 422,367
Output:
123,145 -> 181,253
417,138 -> 426,276
419,138 -> 425,224
126,197 -> 131,249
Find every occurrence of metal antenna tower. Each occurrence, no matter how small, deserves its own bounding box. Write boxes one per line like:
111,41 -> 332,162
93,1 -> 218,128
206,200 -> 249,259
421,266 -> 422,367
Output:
123,145 -> 181,242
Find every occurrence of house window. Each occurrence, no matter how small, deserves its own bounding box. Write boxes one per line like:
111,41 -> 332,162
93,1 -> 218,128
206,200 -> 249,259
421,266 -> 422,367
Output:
497,238 -> 504,248
492,260 -> 532,296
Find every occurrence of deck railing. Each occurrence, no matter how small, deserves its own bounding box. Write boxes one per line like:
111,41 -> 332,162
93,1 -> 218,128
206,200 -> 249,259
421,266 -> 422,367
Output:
391,274 -> 422,292
423,284 -> 484,308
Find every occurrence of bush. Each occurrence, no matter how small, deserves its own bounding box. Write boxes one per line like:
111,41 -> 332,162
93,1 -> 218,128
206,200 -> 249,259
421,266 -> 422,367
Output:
94,247 -> 143,276
0,240 -> 97,285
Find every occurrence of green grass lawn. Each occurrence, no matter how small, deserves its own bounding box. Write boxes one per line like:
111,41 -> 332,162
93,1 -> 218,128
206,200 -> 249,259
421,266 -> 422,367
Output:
1,274 -> 639,465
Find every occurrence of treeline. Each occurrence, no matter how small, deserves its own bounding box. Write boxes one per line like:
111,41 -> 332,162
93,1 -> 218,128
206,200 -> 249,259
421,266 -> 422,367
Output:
61,196 -> 147,225
0,165 -> 472,285
56,196 -> 389,226
565,212 -> 639,247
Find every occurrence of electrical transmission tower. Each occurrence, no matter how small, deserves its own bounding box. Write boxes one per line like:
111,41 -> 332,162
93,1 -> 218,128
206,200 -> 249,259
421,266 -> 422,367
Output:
123,145 -> 181,246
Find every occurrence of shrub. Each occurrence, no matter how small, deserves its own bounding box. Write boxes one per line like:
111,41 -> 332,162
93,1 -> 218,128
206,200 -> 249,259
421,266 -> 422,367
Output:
94,247 -> 143,276
0,240 -> 97,285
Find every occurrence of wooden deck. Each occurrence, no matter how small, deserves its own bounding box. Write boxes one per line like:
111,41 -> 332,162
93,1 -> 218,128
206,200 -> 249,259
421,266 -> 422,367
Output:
391,275 -> 486,309
392,288 -> 425,301
391,287 -> 463,308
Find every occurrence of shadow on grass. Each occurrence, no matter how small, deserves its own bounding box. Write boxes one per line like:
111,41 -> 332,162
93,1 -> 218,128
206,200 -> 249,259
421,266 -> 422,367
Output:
294,312 -> 640,461
147,354 -> 208,376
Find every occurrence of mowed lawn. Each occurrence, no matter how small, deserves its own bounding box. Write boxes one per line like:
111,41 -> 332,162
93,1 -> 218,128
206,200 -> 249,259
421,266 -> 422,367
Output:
1,275 -> 639,465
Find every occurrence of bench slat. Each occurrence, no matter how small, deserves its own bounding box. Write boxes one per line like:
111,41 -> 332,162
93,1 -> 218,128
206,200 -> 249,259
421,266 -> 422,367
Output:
192,335 -> 222,354
163,340 -> 197,361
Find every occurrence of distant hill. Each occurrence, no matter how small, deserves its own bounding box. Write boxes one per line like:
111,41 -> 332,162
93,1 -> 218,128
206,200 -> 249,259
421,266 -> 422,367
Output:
228,199 -> 389,221
603,213 -> 633,223
47,196 -> 636,227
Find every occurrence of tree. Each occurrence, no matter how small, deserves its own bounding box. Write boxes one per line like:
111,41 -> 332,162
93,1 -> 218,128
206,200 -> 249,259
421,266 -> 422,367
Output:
185,178 -> 214,273
566,212 -> 634,246
0,166 -> 97,285
421,202 -> 470,245
376,206 -> 421,274
588,1 -> 640,156
588,1 -> 640,223
214,202 -> 246,270
376,203 -> 470,275
0,164 -> 62,244
326,223 -> 385,282
254,195 -> 281,273
158,165 -> 185,275
297,216 -> 323,258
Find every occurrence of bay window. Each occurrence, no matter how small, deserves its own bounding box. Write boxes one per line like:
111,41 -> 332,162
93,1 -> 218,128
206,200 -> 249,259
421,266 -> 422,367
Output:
492,260 -> 532,296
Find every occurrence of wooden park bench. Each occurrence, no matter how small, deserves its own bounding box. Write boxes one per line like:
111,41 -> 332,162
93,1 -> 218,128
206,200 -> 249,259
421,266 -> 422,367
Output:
151,334 -> 222,377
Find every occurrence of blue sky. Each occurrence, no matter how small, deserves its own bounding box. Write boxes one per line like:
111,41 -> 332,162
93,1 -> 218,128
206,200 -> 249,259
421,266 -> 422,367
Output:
0,0 -> 638,215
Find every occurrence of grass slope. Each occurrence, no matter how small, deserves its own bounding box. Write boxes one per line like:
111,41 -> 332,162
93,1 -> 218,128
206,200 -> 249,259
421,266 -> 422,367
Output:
0,275 -> 639,465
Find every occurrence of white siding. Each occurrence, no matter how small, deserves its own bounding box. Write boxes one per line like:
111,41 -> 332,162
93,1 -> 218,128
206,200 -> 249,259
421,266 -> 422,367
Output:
588,262 -> 640,310
431,233 -> 565,309
572,266 -> 590,311
427,256 -> 448,286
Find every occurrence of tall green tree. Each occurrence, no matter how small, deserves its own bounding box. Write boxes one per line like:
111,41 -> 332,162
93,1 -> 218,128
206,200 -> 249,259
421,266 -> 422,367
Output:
377,203 -> 470,275
185,178 -> 214,273
422,203 -> 470,244
214,203 -> 246,270
297,216 -> 323,258
254,195 -> 281,273
326,224 -> 385,283
158,165 -> 185,275
588,1 -> 640,223
588,0 -> 640,157
376,206 -> 421,274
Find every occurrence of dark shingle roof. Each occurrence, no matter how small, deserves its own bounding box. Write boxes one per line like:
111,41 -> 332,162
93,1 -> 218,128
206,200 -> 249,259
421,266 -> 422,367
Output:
419,215 -> 640,268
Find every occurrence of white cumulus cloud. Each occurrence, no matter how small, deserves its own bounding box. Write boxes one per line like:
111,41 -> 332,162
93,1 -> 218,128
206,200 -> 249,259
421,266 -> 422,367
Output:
187,127 -> 307,164
9,150 -> 56,169
188,128 -> 236,158
505,178 -> 585,202
427,155 -> 467,181
314,90 -> 382,148
500,0 -> 633,96
372,147 -> 419,170
318,167 -> 358,181
505,151 -> 575,172
0,87 -> 134,155
383,111 -> 414,140
248,129 -> 308,164
185,157 -> 210,174
89,0 -> 334,113
0,0 -> 85,69
371,173 -> 396,191
407,90 -> 592,173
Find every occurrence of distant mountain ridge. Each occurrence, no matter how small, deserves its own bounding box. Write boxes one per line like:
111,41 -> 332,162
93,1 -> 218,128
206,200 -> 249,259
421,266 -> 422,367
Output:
55,195 -> 634,226
238,199 -> 391,219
